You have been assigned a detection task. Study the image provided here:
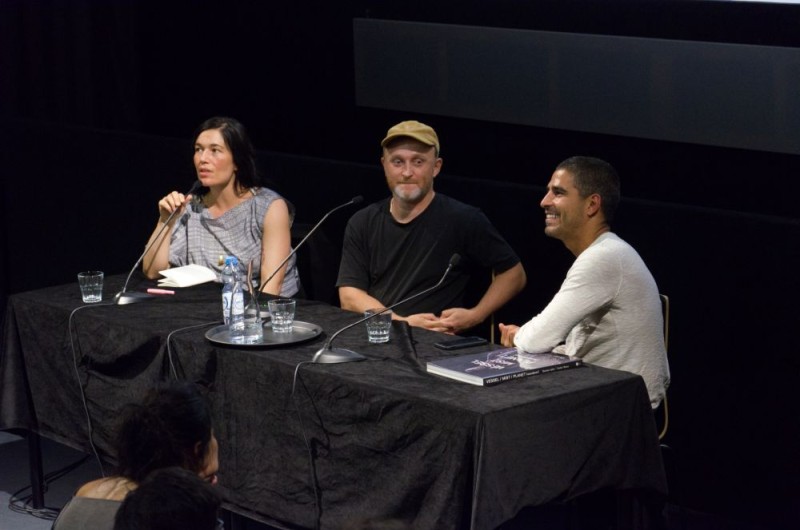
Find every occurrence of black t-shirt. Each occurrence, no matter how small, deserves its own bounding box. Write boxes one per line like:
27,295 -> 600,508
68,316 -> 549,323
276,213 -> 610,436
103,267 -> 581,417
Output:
336,194 -> 520,316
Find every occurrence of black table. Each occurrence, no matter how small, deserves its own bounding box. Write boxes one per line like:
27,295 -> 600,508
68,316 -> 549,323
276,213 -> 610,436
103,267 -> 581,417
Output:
1,275 -> 667,529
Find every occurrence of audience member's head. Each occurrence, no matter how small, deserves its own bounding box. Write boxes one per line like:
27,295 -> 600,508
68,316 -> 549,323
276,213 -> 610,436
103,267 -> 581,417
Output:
555,156 -> 621,223
113,467 -> 221,530
115,381 -> 218,484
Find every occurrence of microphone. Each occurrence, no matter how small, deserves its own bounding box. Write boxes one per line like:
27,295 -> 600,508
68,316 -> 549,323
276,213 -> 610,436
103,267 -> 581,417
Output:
115,181 -> 203,305
312,253 -> 461,364
255,196 -> 363,295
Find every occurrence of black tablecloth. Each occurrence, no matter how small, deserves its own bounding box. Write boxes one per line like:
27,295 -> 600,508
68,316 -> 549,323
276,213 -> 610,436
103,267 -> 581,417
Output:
1,275 -> 667,530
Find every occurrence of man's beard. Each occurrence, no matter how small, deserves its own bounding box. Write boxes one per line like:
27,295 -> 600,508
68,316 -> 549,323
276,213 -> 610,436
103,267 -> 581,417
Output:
393,184 -> 425,202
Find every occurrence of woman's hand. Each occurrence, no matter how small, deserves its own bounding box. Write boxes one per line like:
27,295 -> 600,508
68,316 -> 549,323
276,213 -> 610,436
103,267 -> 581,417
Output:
158,191 -> 193,223
143,190 -> 193,279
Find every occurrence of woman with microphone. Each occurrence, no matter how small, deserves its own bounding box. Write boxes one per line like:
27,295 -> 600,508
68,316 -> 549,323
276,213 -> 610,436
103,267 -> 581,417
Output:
142,116 -> 300,296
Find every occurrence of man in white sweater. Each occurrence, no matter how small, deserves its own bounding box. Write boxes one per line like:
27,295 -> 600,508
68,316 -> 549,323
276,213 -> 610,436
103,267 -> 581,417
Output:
499,156 -> 669,408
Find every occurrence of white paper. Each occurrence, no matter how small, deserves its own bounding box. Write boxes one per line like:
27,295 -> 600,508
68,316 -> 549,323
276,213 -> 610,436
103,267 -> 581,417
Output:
157,264 -> 218,288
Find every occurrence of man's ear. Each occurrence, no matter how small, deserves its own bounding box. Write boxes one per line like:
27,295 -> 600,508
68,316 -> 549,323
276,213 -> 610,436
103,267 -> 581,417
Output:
432,157 -> 443,178
586,194 -> 602,217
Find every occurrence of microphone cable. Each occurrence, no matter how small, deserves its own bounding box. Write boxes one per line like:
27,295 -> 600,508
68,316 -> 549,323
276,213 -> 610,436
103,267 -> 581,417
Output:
68,302 -> 115,478
165,320 -> 222,380
290,360 -> 327,530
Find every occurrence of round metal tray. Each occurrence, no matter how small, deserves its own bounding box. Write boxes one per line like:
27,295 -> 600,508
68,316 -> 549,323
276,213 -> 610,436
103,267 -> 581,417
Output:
205,320 -> 323,348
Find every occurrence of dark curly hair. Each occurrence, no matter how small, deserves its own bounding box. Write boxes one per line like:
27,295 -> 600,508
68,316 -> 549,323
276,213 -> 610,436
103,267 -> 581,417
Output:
113,467 -> 221,530
115,382 -> 213,483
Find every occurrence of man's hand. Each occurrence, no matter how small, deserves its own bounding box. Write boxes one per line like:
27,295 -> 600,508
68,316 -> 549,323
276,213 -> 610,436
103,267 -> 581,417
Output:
439,307 -> 482,334
400,313 -> 453,333
498,323 -> 520,347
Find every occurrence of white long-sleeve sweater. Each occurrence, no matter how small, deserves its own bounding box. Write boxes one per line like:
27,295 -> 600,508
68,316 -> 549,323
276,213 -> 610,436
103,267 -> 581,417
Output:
514,232 -> 670,408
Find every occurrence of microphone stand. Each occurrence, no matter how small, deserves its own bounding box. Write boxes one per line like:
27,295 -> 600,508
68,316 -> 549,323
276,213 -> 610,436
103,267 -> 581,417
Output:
252,196 -> 363,306
115,181 -> 202,305
312,254 -> 461,364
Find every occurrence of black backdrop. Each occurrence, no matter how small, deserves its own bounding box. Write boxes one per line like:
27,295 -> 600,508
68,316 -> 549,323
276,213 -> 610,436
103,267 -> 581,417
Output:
2,1 -> 799,528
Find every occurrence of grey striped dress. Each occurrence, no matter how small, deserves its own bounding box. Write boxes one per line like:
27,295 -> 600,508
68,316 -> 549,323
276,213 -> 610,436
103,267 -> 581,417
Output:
168,187 -> 300,297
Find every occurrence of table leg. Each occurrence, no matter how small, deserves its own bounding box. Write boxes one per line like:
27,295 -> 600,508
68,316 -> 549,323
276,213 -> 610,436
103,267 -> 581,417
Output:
27,430 -> 45,508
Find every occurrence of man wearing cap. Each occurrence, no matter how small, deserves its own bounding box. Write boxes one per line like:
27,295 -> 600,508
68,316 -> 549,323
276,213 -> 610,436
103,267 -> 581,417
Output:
336,120 -> 527,334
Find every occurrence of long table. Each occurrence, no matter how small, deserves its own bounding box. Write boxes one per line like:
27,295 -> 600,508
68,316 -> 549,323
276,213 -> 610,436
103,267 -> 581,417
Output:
1,275 -> 667,529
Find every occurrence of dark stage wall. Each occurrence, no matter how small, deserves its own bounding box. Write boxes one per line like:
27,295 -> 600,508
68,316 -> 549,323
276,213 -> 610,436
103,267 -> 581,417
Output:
3,1 -> 799,528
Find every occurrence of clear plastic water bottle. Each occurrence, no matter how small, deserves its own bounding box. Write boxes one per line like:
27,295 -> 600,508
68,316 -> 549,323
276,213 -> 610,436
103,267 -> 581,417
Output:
225,257 -> 245,342
220,257 -> 235,325
228,283 -> 246,343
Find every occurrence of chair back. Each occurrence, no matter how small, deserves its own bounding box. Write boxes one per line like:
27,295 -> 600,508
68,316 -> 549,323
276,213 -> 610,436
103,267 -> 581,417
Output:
489,270 -> 496,343
658,293 -> 670,440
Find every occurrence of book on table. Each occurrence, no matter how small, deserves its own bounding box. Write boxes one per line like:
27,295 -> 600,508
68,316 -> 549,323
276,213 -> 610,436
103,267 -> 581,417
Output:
157,264 -> 218,288
426,347 -> 582,386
